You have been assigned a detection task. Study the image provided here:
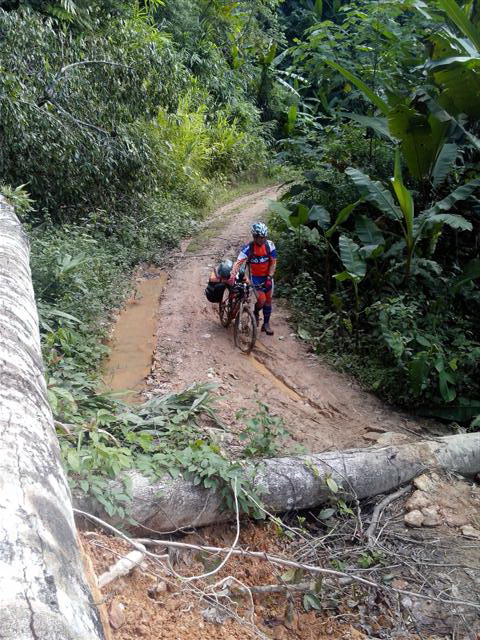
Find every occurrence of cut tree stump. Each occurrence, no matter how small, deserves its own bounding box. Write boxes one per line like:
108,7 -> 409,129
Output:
0,197 -> 105,640
75,432 -> 480,534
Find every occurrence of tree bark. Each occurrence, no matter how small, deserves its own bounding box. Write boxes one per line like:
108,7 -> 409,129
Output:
0,197 -> 104,640
75,432 -> 480,534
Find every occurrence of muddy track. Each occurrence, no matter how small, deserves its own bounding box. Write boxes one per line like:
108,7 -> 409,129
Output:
104,187 -> 433,450
124,186 -> 436,452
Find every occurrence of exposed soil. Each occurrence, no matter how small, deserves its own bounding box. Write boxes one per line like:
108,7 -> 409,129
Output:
142,185 -> 434,452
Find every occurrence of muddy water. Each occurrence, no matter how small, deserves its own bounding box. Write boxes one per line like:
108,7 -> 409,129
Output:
102,268 -> 167,402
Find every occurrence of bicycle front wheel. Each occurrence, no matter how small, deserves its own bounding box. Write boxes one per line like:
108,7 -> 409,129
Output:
219,287 -> 232,327
234,306 -> 257,354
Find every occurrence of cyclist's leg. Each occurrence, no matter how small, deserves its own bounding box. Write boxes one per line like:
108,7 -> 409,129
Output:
262,282 -> 274,335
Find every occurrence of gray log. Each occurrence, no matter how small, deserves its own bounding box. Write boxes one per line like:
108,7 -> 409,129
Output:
0,197 -> 104,640
75,432 -> 480,534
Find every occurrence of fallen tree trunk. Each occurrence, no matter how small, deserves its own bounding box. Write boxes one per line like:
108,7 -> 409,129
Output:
75,432 -> 480,534
0,197 -> 104,640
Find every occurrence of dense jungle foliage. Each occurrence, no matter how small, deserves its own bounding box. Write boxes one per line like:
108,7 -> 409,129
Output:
1,0 -> 479,515
0,0 -> 291,512
271,0 -> 480,427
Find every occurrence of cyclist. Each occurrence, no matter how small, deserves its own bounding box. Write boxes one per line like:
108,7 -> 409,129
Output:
230,222 -> 277,335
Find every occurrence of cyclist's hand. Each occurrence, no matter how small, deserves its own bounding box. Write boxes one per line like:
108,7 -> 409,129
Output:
264,276 -> 273,290
227,275 -> 236,286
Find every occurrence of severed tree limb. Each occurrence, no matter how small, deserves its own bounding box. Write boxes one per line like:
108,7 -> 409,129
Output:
365,485 -> 411,547
74,432 -> 480,534
97,545 -> 146,589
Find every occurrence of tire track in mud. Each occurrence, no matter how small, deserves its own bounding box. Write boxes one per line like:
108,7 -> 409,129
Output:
110,185 -> 432,452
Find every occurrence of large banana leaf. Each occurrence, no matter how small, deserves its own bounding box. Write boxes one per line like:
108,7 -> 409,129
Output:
336,235 -> 366,278
323,60 -> 389,115
432,142 -> 458,187
423,177 -> 480,215
338,112 -> 394,141
345,168 -> 402,221
387,105 -> 450,180
355,215 -> 385,246
391,148 -> 414,245
437,0 -> 480,52
433,60 -> 480,120
325,200 -> 362,239
308,205 -> 331,230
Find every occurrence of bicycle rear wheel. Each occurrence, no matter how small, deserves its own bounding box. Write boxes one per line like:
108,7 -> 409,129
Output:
219,287 -> 232,327
234,306 -> 257,354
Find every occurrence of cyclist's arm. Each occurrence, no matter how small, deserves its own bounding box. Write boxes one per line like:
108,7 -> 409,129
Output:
267,241 -> 278,277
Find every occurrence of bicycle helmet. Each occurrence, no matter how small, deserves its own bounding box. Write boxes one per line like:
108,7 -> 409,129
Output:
217,259 -> 233,279
251,222 -> 268,237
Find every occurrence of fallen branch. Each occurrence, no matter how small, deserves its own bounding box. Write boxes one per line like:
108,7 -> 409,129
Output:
97,544 -> 146,588
365,485 -> 411,547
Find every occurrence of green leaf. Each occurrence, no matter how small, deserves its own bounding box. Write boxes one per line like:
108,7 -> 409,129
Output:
67,449 -> 82,473
338,112 -> 393,140
281,569 -> 296,582
325,200 -> 362,239
318,508 -> 336,520
345,168 -> 402,221
438,0 -> 480,52
452,258 -> 480,291
408,354 -> 430,395
268,200 -> 292,225
423,178 -> 480,215
439,369 -> 457,402
303,593 -> 322,611
326,476 -> 339,494
338,235 -> 367,278
432,143 -> 458,187
388,106 -> 449,181
391,148 -> 414,245
355,216 -> 384,246
425,213 -> 472,231
297,327 -> 312,341
308,205 -> 330,230
323,60 -> 389,115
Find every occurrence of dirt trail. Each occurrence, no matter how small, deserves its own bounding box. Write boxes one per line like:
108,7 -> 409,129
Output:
146,186 -> 428,451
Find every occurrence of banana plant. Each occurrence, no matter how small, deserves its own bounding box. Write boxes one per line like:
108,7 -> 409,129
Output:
345,149 -> 477,279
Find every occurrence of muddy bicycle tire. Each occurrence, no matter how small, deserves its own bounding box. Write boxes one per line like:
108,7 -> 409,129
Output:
234,306 -> 257,354
218,288 -> 232,328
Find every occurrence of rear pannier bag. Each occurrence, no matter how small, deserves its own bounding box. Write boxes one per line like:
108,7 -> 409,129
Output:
205,282 -> 226,303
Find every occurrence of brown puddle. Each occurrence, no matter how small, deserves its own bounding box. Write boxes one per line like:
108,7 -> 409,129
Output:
102,268 -> 167,402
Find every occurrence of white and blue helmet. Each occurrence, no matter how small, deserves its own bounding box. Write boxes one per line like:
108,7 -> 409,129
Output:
251,222 -> 268,237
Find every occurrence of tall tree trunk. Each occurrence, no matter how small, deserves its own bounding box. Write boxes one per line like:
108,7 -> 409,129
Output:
0,197 -> 104,640
76,432 -> 480,535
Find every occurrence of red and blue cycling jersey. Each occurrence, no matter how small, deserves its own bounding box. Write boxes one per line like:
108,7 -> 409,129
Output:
237,240 -> 277,286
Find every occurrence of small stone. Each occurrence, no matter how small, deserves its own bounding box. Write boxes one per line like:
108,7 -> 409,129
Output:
461,525 -> 480,539
392,579 -> 409,590
272,627 -> 287,640
404,510 -> 424,527
421,506 -> 442,527
201,333 -> 211,339
278,335 -> 285,340
444,512 -> 469,528
363,431 -> 380,442
405,490 -> 431,512
108,601 -> 125,630
413,474 -> 434,492
376,432 -> 412,446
